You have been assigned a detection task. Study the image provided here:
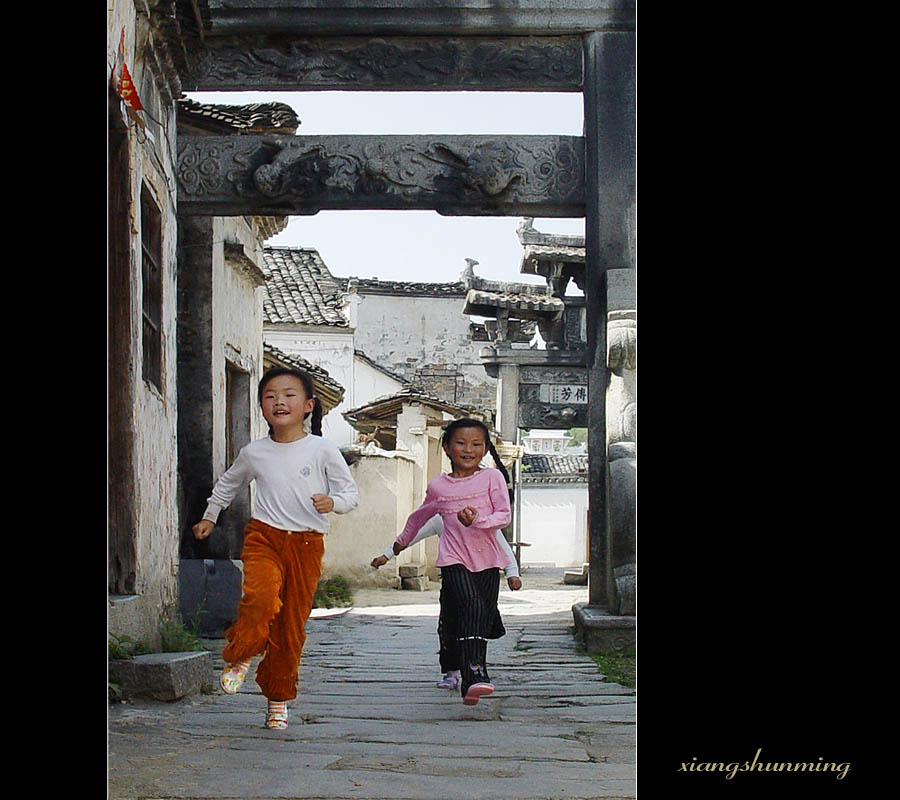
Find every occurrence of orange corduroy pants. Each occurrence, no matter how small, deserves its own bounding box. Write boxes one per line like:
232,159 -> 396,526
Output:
221,519 -> 324,701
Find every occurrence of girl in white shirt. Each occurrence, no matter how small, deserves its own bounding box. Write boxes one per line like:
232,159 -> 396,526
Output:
192,367 -> 359,730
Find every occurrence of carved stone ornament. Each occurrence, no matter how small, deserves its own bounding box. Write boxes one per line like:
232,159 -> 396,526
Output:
607,311 -> 636,376
177,134 -> 584,216
519,366 -> 587,386
180,35 -> 583,92
518,403 -> 587,430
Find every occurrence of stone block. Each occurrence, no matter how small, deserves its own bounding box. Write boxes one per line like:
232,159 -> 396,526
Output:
109,651 -> 213,701
564,563 -> 589,585
398,564 -> 425,578
179,559 -> 243,637
400,576 -> 429,591
572,602 -> 635,655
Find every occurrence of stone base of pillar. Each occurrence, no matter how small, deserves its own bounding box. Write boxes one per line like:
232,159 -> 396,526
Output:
572,602 -> 635,655
179,559 -> 243,638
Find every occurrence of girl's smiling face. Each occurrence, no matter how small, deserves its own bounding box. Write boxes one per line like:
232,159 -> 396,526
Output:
260,374 -> 314,441
443,426 -> 487,477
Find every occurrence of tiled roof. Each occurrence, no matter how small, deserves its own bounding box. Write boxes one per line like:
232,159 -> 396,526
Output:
464,288 -> 564,317
522,453 -> 589,476
462,271 -> 562,316
342,387 -> 482,424
262,247 -> 349,328
343,277 -> 467,297
177,98 -> 300,134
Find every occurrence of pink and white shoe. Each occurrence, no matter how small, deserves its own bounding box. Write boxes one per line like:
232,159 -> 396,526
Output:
436,670 -> 461,689
220,659 -> 251,694
462,682 -> 494,706
265,700 -> 288,730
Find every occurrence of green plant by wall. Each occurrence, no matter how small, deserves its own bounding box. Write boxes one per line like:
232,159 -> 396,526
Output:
589,649 -> 635,688
159,618 -> 205,653
313,575 -> 353,609
108,632 -> 151,660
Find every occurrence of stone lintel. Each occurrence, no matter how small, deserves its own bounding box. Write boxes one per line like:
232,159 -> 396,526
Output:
479,348 -> 586,370
180,34 -> 584,92
202,1 -> 636,37
177,134 -> 584,217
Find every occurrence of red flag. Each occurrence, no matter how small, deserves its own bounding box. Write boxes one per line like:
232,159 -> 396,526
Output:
112,27 -> 144,112
118,62 -> 144,111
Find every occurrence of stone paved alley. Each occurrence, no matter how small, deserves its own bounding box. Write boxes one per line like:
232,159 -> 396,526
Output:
107,568 -> 636,799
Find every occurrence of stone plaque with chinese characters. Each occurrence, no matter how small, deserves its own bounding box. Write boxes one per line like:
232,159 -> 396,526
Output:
518,366 -> 588,429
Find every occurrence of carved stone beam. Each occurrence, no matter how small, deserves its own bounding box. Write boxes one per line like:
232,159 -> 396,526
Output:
179,35 -> 583,92
176,134 -> 584,217
199,1 -> 636,37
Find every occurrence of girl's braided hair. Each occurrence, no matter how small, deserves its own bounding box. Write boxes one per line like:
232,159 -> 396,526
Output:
258,366 -> 323,436
441,417 -> 510,484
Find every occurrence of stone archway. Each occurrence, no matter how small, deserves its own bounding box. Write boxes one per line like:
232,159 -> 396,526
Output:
165,0 -> 635,612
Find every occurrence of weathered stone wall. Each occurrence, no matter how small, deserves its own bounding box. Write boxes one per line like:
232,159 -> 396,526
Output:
108,0 -> 181,648
352,292 -> 497,415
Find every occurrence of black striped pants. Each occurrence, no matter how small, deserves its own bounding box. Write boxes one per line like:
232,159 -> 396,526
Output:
437,564 -> 505,694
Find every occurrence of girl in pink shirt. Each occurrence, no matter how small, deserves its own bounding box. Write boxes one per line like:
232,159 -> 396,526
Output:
390,418 -> 512,705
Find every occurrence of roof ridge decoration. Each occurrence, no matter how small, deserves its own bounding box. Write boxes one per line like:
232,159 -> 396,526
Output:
337,275 -> 467,297
177,97 -> 301,134
516,217 -> 585,248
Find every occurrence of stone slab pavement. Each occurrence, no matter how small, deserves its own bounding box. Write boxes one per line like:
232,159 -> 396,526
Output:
108,568 -> 636,799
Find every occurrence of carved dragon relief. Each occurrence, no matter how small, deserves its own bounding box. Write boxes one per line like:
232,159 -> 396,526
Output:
181,36 -> 582,91
176,135 -> 584,213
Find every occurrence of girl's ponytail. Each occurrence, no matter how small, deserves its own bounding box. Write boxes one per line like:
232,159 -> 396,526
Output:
487,438 -> 511,484
309,395 -> 323,436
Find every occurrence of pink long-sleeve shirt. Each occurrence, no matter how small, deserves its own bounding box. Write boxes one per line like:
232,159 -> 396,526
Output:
396,468 -> 512,573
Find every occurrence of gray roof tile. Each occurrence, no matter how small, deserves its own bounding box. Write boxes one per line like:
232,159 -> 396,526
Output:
522,453 -> 589,476
262,247 -> 349,328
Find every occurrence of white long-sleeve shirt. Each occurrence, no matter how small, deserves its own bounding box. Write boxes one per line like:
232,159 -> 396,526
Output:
383,513 -> 519,578
203,434 -> 359,534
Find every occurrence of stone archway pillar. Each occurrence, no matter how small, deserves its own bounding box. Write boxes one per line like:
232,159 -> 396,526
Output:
583,30 -> 636,611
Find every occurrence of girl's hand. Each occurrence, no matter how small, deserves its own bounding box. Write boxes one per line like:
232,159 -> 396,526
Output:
312,494 -> 334,513
507,577 -> 522,591
193,520 -> 214,540
371,554 -> 388,569
457,506 -> 478,526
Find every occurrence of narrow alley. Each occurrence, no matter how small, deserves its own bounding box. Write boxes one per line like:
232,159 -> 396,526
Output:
107,569 -> 636,799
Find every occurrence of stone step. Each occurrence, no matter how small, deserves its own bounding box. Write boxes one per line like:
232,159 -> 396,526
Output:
109,650 -> 213,701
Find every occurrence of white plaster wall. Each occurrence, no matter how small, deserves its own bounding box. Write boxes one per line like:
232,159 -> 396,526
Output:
322,454 -> 418,587
520,484 -> 589,567
213,218 -> 268,473
352,356 -> 406,414
353,293 -> 497,411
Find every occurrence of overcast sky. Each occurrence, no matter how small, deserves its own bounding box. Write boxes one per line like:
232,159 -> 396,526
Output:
185,91 -> 585,285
